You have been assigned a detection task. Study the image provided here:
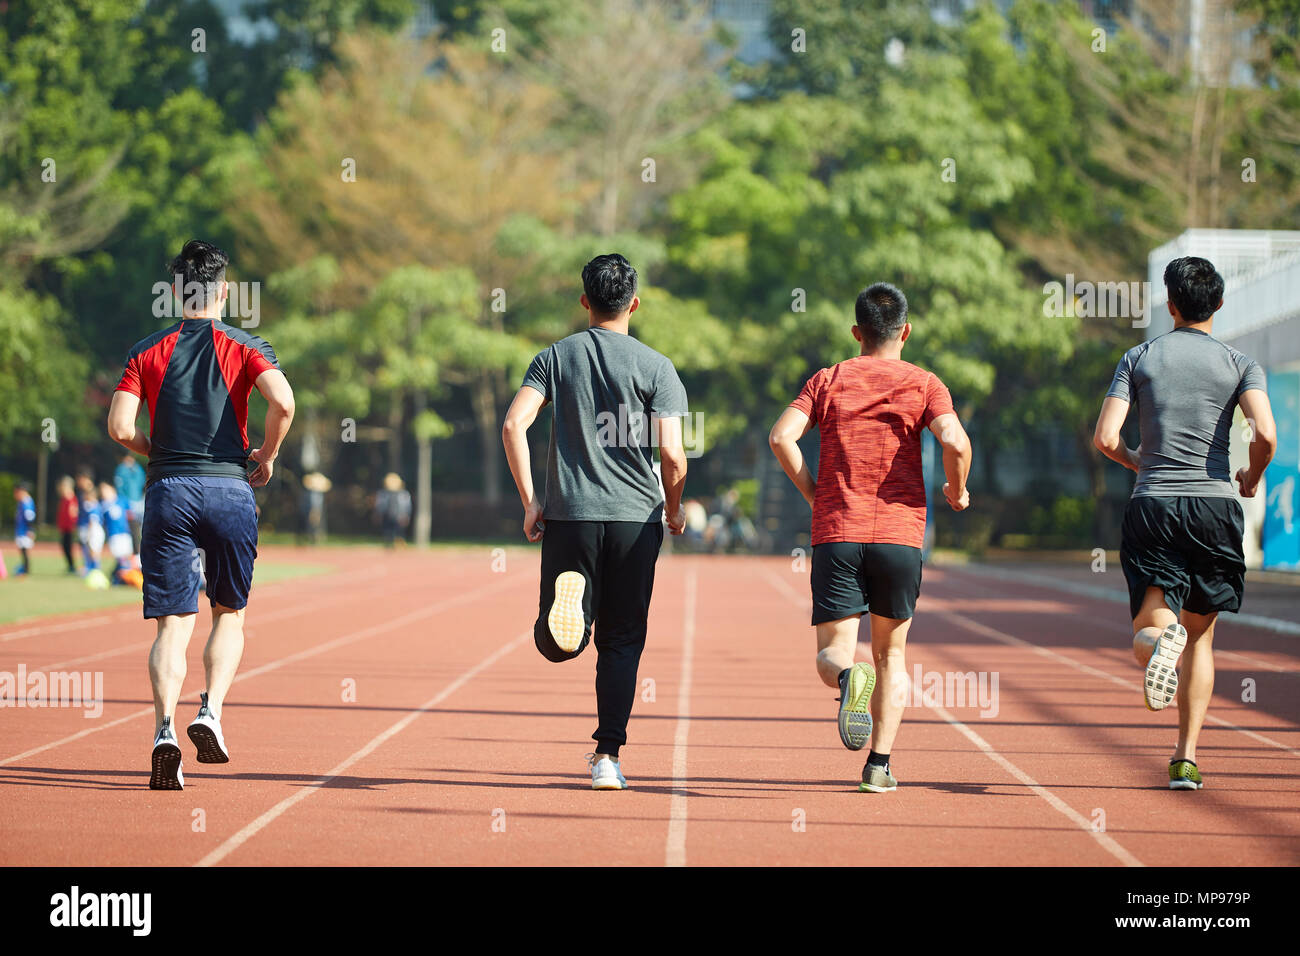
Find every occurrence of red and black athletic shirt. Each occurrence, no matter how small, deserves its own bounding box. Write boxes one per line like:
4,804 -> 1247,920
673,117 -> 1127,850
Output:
115,319 -> 279,486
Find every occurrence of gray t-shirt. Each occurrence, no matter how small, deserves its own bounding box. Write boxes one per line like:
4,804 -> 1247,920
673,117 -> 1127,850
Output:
523,327 -> 689,522
1107,327 -> 1266,498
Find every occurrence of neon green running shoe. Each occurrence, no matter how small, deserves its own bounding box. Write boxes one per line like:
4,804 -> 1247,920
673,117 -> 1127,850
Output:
1169,759 -> 1203,790
836,662 -> 877,751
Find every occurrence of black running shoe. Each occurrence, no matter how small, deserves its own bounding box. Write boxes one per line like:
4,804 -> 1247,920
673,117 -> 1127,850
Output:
150,717 -> 185,790
187,692 -> 230,764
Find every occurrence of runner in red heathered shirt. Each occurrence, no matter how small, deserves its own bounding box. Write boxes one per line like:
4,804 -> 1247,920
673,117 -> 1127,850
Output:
769,282 -> 972,793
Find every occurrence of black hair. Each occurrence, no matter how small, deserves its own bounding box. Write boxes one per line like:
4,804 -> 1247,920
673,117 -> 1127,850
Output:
582,253 -> 638,317
854,282 -> 908,347
168,239 -> 229,309
1163,256 -> 1224,324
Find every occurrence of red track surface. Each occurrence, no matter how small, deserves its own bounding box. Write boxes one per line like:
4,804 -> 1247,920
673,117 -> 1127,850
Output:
2,546 -> 1297,866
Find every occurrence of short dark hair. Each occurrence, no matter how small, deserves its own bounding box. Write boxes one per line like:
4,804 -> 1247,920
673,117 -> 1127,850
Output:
168,239 -> 229,309
854,282 -> 908,346
1163,256 -> 1223,324
582,253 -> 638,317
15,482 -> 29,493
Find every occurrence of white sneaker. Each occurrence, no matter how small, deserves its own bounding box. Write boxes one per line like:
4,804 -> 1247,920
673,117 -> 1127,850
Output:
150,718 -> 185,790
1144,623 -> 1188,712
587,753 -> 627,790
187,692 -> 230,763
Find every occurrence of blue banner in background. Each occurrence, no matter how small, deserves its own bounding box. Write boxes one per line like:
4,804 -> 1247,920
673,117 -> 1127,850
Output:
1262,370 -> 1300,570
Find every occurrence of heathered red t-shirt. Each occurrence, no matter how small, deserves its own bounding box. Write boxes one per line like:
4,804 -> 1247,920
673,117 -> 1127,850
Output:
790,355 -> 954,548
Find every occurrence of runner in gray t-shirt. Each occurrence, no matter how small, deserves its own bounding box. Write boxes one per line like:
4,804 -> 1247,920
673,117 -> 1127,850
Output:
1094,255 -> 1277,791
502,254 -> 689,791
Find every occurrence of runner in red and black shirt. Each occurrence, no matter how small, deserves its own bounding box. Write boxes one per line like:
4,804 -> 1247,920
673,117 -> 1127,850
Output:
770,282 -> 972,793
107,239 -> 295,791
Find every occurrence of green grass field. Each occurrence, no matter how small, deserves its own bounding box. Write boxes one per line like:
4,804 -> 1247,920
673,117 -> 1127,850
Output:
0,553 -> 331,626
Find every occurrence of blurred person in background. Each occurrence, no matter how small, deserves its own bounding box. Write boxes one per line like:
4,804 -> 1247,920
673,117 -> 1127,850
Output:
98,482 -> 139,587
300,472 -> 332,545
115,451 -> 147,552
56,476 -> 80,574
12,483 -> 36,576
374,473 -> 411,547
75,473 -> 102,573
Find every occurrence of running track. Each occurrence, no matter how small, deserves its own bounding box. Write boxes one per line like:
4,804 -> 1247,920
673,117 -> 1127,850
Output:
1,546 -> 1297,866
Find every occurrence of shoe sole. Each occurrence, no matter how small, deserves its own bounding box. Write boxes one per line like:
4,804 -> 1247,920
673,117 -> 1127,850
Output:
1169,779 -> 1203,790
548,571 -> 587,654
1144,624 -> 1187,711
187,721 -> 229,764
150,742 -> 184,790
592,778 -> 626,790
858,779 -> 897,793
838,663 -> 876,751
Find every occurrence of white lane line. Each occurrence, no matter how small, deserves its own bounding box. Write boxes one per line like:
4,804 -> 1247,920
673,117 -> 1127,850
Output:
0,564 -> 376,644
7,567 -> 430,676
919,684 -> 1143,867
937,574 -> 1297,675
933,608 -> 1300,760
765,573 -> 1144,865
665,566 -> 698,868
946,563 -> 1300,636
0,574 -> 520,768
196,629 -> 530,867
1,614 -> 121,643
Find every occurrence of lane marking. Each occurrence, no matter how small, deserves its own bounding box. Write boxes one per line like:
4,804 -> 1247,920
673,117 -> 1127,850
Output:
195,630 -> 530,867
932,608 -> 1300,760
5,566 -> 444,676
766,570 -> 1144,866
0,565 -> 381,644
946,563 -> 1300,636
0,573 -> 521,768
918,683 -> 1143,867
665,566 -> 698,868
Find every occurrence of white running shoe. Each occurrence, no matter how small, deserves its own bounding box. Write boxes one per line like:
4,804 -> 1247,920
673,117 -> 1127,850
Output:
548,571 -> 587,653
187,692 -> 230,763
587,753 -> 627,790
150,718 -> 185,791
1144,623 -> 1188,712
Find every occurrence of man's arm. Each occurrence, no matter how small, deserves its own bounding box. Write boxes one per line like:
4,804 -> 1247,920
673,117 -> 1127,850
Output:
929,412 -> 972,511
768,407 -> 816,507
106,391 -> 152,458
1093,396 -> 1140,473
657,415 -> 689,534
1236,388 -> 1278,497
502,386 -> 547,542
248,368 -> 295,487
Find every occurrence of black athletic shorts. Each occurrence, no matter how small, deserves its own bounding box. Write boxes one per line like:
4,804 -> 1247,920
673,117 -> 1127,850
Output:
1119,495 -> 1246,620
809,542 -> 922,625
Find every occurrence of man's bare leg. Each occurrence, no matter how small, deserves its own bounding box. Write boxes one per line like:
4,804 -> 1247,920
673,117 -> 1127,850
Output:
149,612 -> 198,735
1132,586 -> 1178,658
867,613 -> 912,756
815,615 -> 860,687
1173,610 -> 1216,764
203,604 -> 246,719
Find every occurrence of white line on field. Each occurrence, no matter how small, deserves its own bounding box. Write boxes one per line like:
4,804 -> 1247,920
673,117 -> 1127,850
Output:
665,566 -> 698,868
